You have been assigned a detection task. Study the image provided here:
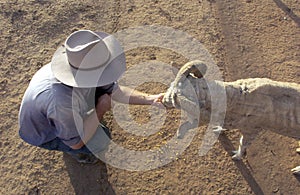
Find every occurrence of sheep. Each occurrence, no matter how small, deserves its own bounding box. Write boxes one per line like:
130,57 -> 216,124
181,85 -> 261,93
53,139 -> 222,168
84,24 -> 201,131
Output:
162,60 -> 300,175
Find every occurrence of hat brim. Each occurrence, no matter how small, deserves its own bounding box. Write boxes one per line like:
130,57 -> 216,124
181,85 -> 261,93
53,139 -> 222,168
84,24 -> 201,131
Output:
51,32 -> 126,88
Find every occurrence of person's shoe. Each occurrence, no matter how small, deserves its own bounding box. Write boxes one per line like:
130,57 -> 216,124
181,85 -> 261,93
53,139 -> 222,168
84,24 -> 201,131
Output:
67,153 -> 99,164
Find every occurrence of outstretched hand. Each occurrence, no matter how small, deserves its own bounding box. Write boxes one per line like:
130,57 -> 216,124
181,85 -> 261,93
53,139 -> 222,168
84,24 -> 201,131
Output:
150,93 -> 165,109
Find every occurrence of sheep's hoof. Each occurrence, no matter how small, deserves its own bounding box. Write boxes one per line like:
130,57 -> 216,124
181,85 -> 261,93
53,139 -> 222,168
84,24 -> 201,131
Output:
176,129 -> 187,139
176,132 -> 184,139
212,126 -> 227,134
291,166 -> 300,175
232,151 -> 242,160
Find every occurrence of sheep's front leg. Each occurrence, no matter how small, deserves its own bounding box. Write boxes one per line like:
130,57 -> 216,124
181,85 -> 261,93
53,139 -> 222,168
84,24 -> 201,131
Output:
232,135 -> 246,160
296,141 -> 300,154
291,141 -> 300,175
176,118 -> 198,139
212,126 -> 227,133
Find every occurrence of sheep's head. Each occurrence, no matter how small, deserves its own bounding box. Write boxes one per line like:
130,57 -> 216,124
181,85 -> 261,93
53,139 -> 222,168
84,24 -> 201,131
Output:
162,60 -> 208,111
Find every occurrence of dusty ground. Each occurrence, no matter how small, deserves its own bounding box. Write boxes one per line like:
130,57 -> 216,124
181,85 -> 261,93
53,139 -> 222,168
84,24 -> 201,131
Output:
0,0 -> 300,194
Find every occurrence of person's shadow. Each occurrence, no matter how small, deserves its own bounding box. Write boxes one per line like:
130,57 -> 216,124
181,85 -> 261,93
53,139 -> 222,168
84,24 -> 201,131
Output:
63,153 -> 115,195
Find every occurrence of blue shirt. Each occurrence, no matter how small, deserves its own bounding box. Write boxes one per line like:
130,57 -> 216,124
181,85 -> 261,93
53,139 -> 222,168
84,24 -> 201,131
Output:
18,63 -> 115,147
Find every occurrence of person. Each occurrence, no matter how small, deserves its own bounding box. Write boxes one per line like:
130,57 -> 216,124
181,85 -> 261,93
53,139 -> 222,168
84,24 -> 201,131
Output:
18,30 -> 164,163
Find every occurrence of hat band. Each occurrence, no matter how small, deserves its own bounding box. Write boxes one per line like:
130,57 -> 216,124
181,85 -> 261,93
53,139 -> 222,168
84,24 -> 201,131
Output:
68,58 -> 110,71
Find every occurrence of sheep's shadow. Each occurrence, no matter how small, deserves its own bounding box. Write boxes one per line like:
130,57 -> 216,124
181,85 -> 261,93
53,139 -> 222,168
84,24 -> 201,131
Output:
273,0 -> 300,27
63,153 -> 115,195
218,134 -> 264,195
295,175 -> 300,182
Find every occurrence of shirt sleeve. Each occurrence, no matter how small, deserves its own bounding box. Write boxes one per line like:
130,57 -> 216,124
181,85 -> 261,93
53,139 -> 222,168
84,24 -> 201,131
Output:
95,82 -> 117,99
112,82 -> 119,93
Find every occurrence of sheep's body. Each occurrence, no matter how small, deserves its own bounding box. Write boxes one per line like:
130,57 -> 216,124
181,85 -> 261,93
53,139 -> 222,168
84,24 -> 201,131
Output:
162,60 -> 300,174
224,78 -> 300,139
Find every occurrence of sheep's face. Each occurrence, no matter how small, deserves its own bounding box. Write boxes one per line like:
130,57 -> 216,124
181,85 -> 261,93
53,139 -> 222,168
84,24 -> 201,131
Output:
163,74 -> 211,112
162,60 -> 214,122
177,76 -> 209,107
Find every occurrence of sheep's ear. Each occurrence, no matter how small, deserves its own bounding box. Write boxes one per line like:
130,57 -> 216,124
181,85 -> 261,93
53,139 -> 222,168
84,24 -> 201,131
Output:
170,61 -> 180,76
190,65 -> 205,78
184,60 -> 207,79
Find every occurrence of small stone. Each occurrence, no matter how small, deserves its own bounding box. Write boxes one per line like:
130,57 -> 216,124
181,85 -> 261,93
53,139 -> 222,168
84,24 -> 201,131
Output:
127,8 -> 133,13
272,187 -> 279,193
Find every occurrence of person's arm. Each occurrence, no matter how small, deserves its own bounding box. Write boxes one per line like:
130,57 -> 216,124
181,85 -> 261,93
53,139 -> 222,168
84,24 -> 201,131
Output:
70,94 -> 111,149
112,85 -> 164,107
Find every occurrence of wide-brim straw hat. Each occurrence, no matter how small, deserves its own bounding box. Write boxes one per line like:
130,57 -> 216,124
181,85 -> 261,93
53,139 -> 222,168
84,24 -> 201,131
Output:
51,30 -> 126,88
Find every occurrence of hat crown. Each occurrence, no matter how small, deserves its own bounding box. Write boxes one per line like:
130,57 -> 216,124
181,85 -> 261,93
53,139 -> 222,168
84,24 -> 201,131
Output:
65,30 -> 110,70
51,30 -> 126,88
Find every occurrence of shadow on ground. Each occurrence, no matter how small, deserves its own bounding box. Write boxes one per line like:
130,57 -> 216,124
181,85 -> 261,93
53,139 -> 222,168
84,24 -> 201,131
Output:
63,153 -> 115,195
218,134 -> 264,195
273,0 -> 300,27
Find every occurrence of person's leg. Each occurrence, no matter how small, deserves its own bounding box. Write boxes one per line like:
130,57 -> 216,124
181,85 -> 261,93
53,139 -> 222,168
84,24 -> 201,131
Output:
83,123 -> 111,154
69,123 -> 112,164
39,124 -> 111,163
38,137 -> 98,163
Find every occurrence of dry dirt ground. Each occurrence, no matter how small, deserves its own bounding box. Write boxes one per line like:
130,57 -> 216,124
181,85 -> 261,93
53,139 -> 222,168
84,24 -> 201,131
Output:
0,0 -> 300,194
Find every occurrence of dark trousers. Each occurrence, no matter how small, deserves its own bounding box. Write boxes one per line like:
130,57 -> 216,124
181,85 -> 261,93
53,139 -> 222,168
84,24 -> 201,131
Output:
39,124 -> 111,155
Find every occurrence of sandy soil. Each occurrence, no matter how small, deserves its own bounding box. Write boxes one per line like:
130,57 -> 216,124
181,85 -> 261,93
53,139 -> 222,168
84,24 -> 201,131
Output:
0,0 -> 299,194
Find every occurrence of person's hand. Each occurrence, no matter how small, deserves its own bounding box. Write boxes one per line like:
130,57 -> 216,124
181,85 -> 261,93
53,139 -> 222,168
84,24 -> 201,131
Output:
95,94 -> 112,120
150,93 -> 165,108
